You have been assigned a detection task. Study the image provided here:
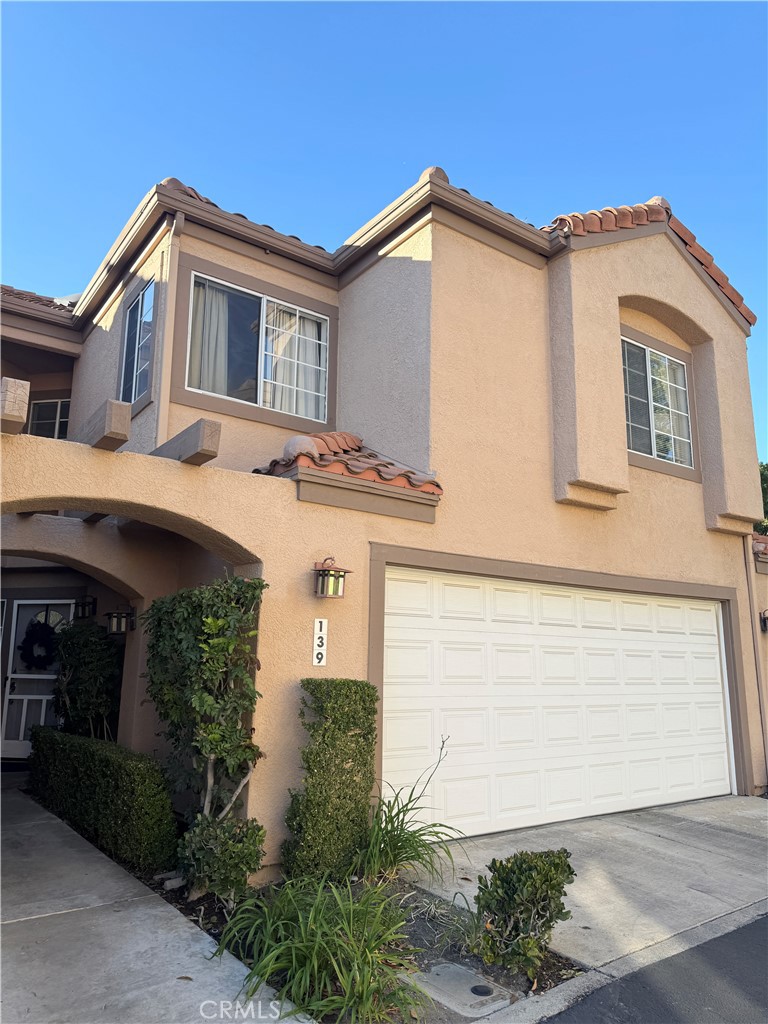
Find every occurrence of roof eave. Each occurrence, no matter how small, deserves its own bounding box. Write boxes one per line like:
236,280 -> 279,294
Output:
154,184 -> 336,275
333,174 -> 565,273
71,185 -> 169,324
0,295 -> 77,328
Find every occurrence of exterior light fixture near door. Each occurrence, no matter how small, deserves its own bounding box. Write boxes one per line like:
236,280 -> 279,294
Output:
73,596 -> 97,620
314,557 -> 352,598
104,608 -> 136,635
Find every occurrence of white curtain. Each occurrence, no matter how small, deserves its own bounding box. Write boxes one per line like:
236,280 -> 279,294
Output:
296,314 -> 323,420
189,281 -> 229,395
266,304 -> 296,413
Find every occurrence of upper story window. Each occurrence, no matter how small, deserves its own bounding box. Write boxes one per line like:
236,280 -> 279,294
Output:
121,280 -> 154,404
622,337 -> 693,468
187,274 -> 329,423
28,399 -> 70,439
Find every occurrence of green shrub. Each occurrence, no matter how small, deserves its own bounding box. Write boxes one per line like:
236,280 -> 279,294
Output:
29,726 -> 177,871
473,849 -> 576,980
54,620 -> 122,740
353,743 -> 464,883
143,576 -> 267,820
179,814 -> 266,907
220,876 -> 426,1022
282,678 -> 378,879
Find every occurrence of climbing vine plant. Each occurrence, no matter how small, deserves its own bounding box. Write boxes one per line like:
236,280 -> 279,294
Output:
143,575 -> 269,902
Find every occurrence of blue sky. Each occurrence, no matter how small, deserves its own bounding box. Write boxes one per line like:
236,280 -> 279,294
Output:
3,1 -> 766,457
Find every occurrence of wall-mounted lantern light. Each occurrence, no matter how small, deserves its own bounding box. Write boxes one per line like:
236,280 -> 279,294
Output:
760,609 -> 768,634
104,608 -> 136,635
314,557 -> 352,598
73,596 -> 97,620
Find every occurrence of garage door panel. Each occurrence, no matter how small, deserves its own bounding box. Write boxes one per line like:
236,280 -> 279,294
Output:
383,568 -> 733,836
437,578 -> 486,620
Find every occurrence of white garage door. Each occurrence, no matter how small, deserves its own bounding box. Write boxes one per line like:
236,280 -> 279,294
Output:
383,567 -> 733,836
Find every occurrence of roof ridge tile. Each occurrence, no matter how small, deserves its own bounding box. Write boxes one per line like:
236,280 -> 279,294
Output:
542,197 -> 756,326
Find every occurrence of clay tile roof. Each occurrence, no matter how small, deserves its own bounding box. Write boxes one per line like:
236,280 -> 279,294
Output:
159,177 -> 329,252
541,197 -> 756,326
253,431 -> 443,496
1,284 -> 77,314
754,533 -> 768,559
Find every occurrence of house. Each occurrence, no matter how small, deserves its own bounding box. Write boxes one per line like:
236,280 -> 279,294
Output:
1,167 -> 766,871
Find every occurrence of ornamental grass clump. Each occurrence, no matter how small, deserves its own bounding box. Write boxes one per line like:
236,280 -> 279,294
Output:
473,848 -> 576,981
353,740 -> 464,884
220,876 -> 426,1023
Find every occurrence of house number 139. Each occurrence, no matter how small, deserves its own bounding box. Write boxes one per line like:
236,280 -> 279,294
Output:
313,619 -> 328,666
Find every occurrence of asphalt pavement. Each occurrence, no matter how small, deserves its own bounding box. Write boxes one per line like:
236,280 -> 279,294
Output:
545,915 -> 768,1024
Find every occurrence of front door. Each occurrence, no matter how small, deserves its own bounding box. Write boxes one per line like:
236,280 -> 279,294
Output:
2,600 -> 75,758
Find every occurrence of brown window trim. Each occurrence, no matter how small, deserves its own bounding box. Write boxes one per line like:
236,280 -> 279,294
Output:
170,253 -> 338,432
118,274 -> 158,419
621,322 -> 702,484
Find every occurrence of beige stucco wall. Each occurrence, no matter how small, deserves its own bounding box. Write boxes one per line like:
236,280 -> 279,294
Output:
2,428 -> 766,870
549,232 -> 763,525
338,225 -> 433,469
2,204 -> 764,870
69,235 -> 171,454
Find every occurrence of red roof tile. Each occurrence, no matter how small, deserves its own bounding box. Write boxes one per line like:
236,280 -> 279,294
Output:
1,284 -> 76,314
254,431 -> 443,495
541,197 -> 756,326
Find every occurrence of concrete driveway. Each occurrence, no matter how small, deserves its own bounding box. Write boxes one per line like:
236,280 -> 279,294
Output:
1,789 -> 298,1024
422,796 -> 768,969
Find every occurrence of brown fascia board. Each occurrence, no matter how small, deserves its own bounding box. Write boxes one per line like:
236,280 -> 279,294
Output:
333,175 -> 564,271
153,184 -> 337,273
71,186 -> 172,325
66,175 -> 567,323
64,174 -> 753,336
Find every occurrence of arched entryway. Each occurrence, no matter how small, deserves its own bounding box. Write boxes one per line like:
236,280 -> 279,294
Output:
1,509 -> 262,757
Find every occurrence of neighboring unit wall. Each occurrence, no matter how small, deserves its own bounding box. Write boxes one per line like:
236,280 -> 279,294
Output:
338,222 -> 433,470
68,232 -> 171,454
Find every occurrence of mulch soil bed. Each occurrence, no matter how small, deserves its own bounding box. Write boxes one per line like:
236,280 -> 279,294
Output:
139,870 -> 584,1022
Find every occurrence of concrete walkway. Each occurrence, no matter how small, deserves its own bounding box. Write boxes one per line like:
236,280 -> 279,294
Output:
422,796 -> 768,969
1,789 -> 297,1024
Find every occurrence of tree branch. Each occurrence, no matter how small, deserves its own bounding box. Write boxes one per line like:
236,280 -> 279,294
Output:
216,764 -> 254,821
202,755 -> 216,817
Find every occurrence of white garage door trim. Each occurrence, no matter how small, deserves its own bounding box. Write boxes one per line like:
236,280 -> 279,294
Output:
382,566 -> 736,837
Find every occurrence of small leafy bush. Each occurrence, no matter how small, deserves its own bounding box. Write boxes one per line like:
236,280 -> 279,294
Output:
220,876 -> 426,1023
54,620 -> 122,740
473,849 -> 576,981
282,678 -> 378,879
353,743 -> 464,883
143,576 -> 268,821
179,814 -> 266,907
29,726 -> 177,871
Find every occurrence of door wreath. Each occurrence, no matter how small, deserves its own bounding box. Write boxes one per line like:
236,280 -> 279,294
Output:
17,619 -> 59,671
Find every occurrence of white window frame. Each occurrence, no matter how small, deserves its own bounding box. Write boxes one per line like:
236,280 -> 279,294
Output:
27,398 -> 71,439
184,272 -> 330,424
120,279 -> 154,405
622,337 -> 694,470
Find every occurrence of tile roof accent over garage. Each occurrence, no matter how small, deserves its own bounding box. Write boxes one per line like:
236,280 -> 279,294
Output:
254,431 -> 443,495
541,197 -> 757,326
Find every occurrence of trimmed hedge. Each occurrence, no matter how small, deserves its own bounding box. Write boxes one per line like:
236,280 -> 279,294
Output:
282,679 -> 378,879
29,727 -> 177,871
